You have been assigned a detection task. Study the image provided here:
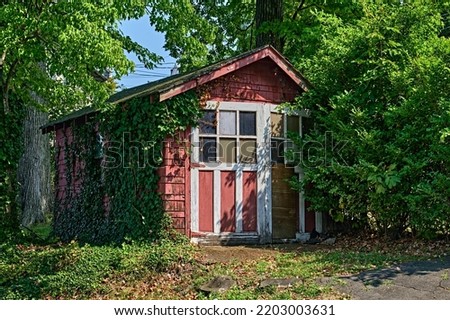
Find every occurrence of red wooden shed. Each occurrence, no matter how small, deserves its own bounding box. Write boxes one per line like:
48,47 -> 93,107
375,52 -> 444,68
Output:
42,45 -> 323,244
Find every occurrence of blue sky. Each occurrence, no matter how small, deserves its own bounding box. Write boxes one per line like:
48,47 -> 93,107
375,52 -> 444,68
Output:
118,16 -> 175,89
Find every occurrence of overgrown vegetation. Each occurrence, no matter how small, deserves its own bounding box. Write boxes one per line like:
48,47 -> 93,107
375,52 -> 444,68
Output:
0,95 -> 25,241
2,234 -> 447,300
0,234 -> 194,299
54,92 -> 201,244
289,3 -> 450,238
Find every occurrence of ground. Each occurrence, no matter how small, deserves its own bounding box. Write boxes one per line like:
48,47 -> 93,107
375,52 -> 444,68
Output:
197,241 -> 450,299
2,233 -> 449,300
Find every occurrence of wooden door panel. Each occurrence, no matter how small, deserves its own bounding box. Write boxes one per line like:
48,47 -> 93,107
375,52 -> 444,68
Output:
272,164 -> 298,239
242,172 -> 257,232
220,171 -> 236,232
199,171 -> 214,232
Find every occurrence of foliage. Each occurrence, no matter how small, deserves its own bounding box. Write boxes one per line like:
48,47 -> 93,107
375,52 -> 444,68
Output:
147,0 -> 365,71
2,235 -> 447,300
0,0 -> 163,241
53,92 -> 201,244
0,0 -> 162,116
290,2 -> 450,238
0,236 -> 195,299
0,94 -> 24,241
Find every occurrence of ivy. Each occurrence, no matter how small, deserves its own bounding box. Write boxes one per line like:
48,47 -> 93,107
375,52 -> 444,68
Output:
0,95 -> 25,241
53,92 -> 201,244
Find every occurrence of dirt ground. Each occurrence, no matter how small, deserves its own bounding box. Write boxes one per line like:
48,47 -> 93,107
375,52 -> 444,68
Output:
198,243 -> 326,263
197,236 -> 450,264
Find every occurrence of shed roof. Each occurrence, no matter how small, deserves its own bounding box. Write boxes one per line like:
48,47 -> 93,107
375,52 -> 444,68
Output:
42,45 -> 309,133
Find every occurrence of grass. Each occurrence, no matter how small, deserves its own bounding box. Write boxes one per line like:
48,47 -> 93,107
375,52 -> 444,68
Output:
1,231 -> 448,300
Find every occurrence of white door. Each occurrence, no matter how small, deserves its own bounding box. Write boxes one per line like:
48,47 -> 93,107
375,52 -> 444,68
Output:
191,101 -> 272,242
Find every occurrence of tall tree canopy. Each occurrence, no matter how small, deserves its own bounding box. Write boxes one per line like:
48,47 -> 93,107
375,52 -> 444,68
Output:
0,1 -> 162,234
1,0 -> 161,117
291,2 -> 450,238
148,0 -> 363,70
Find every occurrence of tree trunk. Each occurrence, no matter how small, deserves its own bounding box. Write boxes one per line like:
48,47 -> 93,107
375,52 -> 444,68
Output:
255,0 -> 283,50
18,106 -> 51,226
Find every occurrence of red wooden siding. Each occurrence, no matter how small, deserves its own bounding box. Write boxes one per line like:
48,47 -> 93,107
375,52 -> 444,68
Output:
242,172 -> 258,232
198,171 -> 214,232
220,171 -> 236,232
157,129 -> 191,235
205,58 -> 300,104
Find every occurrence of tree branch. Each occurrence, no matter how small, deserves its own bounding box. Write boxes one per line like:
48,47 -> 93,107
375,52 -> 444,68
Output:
292,0 -> 306,20
292,1 -> 317,20
237,18 -> 255,32
3,58 -> 19,113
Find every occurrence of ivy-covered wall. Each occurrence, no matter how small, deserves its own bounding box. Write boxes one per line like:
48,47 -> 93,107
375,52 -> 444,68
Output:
53,92 -> 200,244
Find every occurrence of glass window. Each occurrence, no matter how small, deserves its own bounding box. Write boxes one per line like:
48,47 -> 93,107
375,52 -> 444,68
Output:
199,110 -> 216,134
219,138 -> 237,163
287,115 -> 300,134
302,116 -> 314,137
239,112 -> 256,136
199,137 -> 216,162
240,139 -> 257,163
219,111 -> 236,135
271,113 -> 284,137
271,139 -> 284,164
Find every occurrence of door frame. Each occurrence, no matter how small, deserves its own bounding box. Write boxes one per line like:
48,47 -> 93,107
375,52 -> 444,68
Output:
190,101 -> 319,243
190,101 -> 272,242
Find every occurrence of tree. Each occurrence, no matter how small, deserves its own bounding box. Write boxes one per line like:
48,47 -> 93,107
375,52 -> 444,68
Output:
290,2 -> 450,238
148,0 -> 362,70
0,1 -> 162,231
255,0 -> 283,49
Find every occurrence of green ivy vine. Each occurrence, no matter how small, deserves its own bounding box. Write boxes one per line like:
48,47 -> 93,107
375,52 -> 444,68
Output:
53,91 -> 201,244
0,94 -> 25,241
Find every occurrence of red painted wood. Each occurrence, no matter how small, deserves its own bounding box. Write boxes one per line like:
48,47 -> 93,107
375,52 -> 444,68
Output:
184,128 -> 192,237
242,172 -> 257,232
220,171 -> 236,232
198,171 -> 214,232
156,130 -> 193,236
159,47 -> 309,101
206,58 -> 301,104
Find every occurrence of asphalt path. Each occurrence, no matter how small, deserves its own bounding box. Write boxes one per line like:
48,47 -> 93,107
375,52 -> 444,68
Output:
330,255 -> 450,299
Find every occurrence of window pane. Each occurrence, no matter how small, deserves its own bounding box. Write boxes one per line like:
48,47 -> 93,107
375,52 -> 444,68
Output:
240,139 -> 257,163
271,139 -> 284,164
302,116 -> 314,137
219,138 -> 236,163
219,111 -> 236,135
287,115 -> 300,134
200,137 -> 216,162
199,111 -> 216,134
271,113 -> 284,137
239,112 -> 256,136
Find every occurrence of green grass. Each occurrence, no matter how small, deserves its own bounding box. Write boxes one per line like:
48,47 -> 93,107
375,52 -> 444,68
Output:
1,234 -> 445,300
0,237 -> 195,299
192,248 -> 409,300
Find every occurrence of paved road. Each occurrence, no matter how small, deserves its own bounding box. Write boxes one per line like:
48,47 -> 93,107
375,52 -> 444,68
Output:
330,255 -> 450,299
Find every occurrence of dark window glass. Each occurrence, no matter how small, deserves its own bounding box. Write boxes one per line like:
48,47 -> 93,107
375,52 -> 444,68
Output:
240,139 -> 257,163
219,138 -> 237,163
271,139 -> 285,164
287,115 -> 300,134
302,117 -> 314,137
239,112 -> 256,136
199,111 -> 216,134
200,137 -> 217,162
